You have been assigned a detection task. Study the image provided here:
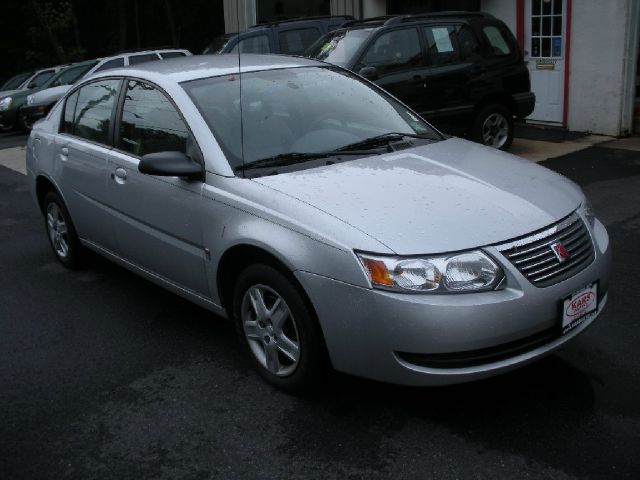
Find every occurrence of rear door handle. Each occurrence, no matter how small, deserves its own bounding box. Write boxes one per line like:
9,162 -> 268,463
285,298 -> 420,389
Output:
60,146 -> 69,161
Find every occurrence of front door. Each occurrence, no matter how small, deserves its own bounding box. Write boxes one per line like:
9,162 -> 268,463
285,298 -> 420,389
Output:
356,27 -> 430,115
107,79 -> 209,297
524,0 -> 566,124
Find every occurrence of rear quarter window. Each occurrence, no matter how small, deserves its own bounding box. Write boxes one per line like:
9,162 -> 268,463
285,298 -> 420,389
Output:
160,51 -> 186,59
482,25 -> 512,56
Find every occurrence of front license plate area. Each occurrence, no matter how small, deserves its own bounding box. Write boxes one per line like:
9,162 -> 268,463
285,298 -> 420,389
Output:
561,282 -> 598,334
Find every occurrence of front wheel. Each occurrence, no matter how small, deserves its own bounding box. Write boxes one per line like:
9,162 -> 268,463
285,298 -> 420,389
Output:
471,103 -> 514,151
233,264 -> 326,393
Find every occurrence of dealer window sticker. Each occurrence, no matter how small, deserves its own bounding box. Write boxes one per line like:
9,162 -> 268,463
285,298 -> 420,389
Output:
432,28 -> 454,53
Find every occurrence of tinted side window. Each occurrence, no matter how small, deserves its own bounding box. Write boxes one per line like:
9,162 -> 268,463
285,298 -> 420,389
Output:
68,79 -> 120,144
278,28 -> 321,54
424,25 -> 460,66
60,90 -> 79,134
361,28 -> 422,75
230,35 -> 271,54
159,51 -> 186,59
128,53 -> 161,65
95,58 -> 125,73
119,81 -> 188,156
483,26 -> 512,56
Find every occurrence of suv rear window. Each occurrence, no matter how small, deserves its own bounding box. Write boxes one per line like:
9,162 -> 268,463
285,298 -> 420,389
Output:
483,26 -> 512,56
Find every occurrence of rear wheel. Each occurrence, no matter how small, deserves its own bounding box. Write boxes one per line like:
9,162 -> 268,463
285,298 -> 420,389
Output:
471,103 -> 514,151
43,191 -> 83,269
233,264 -> 326,392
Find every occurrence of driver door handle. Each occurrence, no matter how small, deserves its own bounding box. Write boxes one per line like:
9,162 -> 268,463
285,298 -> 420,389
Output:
112,167 -> 127,184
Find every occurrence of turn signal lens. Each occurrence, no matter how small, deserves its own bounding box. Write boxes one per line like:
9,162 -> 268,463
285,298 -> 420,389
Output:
360,257 -> 393,287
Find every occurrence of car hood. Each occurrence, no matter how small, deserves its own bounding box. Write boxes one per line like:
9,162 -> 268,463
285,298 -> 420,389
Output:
253,138 -> 584,254
30,85 -> 70,106
0,88 -> 23,99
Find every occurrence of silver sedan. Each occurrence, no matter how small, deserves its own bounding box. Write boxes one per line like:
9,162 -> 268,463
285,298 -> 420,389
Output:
26,55 -> 611,392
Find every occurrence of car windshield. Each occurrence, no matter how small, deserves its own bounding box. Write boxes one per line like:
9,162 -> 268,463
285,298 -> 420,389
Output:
182,66 -> 439,171
305,28 -> 374,67
2,73 -> 31,90
48,62 -> 98,88
28,70 -> 55,88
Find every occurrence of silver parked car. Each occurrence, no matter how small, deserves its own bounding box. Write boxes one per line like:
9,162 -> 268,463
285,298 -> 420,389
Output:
26,55 -> 611,391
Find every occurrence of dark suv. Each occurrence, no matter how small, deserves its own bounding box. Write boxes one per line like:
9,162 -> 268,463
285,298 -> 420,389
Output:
204,15 -> 353,56
307,12 -> 535,150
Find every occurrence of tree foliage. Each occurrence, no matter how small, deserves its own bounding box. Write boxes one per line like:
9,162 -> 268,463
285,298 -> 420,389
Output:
1,0 -> 225,81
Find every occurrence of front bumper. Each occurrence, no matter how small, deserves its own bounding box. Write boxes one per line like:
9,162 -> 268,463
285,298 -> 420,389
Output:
0,108 -> 17,129
295,219 -> 611,386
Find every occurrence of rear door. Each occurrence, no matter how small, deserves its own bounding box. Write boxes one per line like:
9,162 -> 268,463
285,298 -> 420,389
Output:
421,23 -> 487,126
105,79 -> 209,296
355,27 -> 429,114
56,78 -> 122,252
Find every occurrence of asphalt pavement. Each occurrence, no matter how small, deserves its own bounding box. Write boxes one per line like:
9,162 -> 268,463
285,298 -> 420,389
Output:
1,138 -> 639,479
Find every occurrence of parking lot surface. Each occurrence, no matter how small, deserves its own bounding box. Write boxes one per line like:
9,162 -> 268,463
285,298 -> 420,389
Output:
1,140 -> 639,479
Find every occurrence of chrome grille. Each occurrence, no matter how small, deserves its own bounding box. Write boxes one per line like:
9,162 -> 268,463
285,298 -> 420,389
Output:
495,213 -> 595,287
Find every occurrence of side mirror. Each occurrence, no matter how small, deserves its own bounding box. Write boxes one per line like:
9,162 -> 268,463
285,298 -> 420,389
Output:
358,66 -> 379,81
138,151 -> 203,180
27,83 -> 36,89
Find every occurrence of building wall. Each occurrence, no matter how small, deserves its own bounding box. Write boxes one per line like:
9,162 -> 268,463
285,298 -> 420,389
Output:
479,0 -> 516,34
223,0 -> 256,33
567,0 -> 634,135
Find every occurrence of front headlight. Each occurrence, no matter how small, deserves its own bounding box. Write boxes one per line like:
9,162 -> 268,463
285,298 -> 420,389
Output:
581,201 -> 596,228
26,95 -> 34,106
0,97 -> 12,111
356,250 -> 504,293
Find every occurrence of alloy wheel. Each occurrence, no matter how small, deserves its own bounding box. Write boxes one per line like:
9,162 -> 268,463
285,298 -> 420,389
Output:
240,284 -> 300,377
482,113 -> 510,148
46,203 -> 69,259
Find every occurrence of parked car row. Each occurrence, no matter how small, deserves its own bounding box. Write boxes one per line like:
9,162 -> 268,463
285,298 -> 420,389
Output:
0,48 -> 190,132
204,12 -> 534,151
6,11 -> 534,151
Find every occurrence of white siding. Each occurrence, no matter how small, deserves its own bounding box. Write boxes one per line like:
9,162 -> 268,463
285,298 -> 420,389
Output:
567,0 -> 633,135
480,0 -> 517,34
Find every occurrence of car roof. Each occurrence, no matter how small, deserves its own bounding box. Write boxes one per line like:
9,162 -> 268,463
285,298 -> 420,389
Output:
340,11 -> 494,29
90,54 -> 327,83
248,15 -> 353,30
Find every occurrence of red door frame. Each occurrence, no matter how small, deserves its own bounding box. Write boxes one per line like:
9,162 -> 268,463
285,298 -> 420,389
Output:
516,0 -> 572,128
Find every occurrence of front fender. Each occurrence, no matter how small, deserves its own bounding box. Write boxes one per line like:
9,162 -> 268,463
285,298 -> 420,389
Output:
201,175 -> 384,306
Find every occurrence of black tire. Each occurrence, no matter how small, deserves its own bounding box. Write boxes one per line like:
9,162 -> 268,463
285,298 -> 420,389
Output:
43,191 -> 83,269
471,103 -> 514,151
16,107 -> 32,132
232,264 -> 326,393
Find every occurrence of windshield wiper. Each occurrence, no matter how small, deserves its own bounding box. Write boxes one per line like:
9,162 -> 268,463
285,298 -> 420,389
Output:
235,150 -> 377,172
337,132 -> 436,152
